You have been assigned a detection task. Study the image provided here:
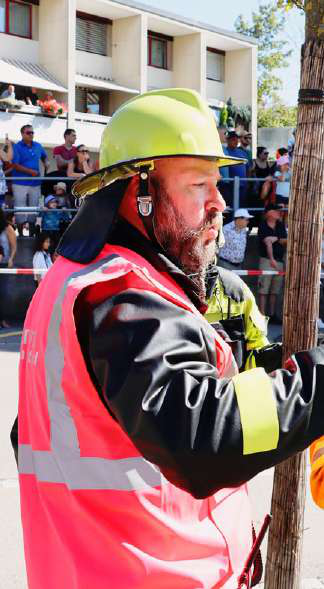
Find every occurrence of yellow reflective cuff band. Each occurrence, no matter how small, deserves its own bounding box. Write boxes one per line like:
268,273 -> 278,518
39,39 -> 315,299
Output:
232,367 -> 279,455
244,352 -> 257,371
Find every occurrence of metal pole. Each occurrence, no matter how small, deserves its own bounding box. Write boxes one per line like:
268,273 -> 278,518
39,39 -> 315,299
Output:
233,176 -> 240,212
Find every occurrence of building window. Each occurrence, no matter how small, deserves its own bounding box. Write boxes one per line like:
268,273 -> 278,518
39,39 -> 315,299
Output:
209,106 -> 221,126
148,33 -> 169,69
76,13 -> 109,56
0,0 -> 32,38
76,87 -> 108,115
206,49 -> 225,83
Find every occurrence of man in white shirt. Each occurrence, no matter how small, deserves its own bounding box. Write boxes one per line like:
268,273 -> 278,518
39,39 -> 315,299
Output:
218,208 -> 253,270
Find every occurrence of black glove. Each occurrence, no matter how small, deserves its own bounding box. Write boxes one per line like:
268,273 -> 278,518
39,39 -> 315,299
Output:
253,343 -> 283,373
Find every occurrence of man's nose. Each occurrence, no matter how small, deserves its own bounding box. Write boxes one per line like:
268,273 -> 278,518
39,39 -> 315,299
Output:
206,185 -> 226,213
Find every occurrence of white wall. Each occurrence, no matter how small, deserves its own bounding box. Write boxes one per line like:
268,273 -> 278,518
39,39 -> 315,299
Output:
147,66 -> 172,90
38,0 -> 75,126
172,33 -> 204,95
225,48 -> 255,106
73,118 -> 105,151
225,46 -> 257,155
206,79 -> 225,102
0,33 -> 39,62
75,51 -> 113,78
112,15 -> 144,92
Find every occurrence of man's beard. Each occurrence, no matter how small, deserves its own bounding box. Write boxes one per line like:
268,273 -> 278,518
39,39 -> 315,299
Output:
152,180 -> 219,300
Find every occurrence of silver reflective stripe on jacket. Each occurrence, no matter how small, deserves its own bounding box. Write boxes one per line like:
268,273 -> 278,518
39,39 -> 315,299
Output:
19,254 -> 162,491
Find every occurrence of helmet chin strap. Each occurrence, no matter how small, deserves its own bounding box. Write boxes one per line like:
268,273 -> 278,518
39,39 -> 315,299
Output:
137,165 -> 160,247
136,165 -> 224,270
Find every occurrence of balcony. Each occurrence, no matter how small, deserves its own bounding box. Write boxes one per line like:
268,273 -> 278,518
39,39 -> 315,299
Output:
0,105 -> 67,148
74,112 -> 110,150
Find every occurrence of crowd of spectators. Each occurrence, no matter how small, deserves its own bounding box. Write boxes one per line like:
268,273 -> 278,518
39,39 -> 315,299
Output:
0,114 -> 300,327
0,123 -> 95,236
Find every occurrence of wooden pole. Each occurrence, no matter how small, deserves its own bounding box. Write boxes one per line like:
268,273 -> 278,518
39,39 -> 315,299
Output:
264,3 -> 324,586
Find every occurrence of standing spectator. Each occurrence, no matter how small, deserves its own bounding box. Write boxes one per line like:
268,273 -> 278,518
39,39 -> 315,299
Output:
258,204 -> 287,322
0,135 -> 13,208
251,147 -> 274,188
0,208 -> 17,327
274,154 -> 291,206
32,233 -> 53,285
67,144 -> 94,178
0,84 -> 15,100
11,125 -> 49,237
249,147 -> 275,222
25,87 -> 39,106
239,131 -> 253,164
53,129 -> 77,174
40,195 -> 66,251
220,131 -> 249,209
218,208 -> 253,270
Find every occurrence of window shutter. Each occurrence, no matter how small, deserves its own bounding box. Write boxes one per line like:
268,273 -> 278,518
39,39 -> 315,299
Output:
76,17 -> 107,56
9,1 -> 31,38
206,51 -> 224,83
75,87 -> 87,113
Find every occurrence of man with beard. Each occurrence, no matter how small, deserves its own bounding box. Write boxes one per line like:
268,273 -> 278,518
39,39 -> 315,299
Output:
15,89 -> 324,589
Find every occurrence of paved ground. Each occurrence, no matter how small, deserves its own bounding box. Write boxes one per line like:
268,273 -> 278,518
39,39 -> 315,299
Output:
1,326 -> 323,589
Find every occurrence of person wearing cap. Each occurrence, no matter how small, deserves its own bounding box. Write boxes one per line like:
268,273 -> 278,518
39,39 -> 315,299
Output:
220,131 -> 250,210
40,195 -> 67,251
239,131 -> 253,164
274,154 -> 291,206
218,208 -> 253,271
14,89 -> 324,589
258,204 -> 287,322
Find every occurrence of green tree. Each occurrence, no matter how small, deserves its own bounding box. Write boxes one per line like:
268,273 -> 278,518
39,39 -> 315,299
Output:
235,3 -> 292,106
258,103 -> 297,127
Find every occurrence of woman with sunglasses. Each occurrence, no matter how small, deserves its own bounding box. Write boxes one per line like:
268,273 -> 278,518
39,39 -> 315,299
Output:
67,144 -> 93,178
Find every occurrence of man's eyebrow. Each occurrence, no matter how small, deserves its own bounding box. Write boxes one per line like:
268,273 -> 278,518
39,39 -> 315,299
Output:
182,166 -> 220,178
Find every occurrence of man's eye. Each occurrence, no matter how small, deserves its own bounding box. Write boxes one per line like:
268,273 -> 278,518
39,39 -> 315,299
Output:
194,183 -> 205,188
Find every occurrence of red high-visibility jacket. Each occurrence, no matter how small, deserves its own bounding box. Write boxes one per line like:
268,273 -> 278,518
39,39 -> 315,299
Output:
18,232 -> 324,588
18,244 -> 253,589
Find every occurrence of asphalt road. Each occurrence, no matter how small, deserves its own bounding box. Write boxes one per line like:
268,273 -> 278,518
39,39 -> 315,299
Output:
1,328 -> 323,589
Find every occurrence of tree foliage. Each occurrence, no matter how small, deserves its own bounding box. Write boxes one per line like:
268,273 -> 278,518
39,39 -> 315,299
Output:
226,98 -> 252,129
277,0 -> 305,9
258,103 -> 297,127
235,3 -> 293,106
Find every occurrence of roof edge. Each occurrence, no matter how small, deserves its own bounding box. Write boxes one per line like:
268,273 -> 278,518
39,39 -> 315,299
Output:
108,0 -> 258,46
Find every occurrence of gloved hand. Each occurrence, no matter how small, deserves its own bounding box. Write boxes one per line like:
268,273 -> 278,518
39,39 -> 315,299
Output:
253,343 -> 283,373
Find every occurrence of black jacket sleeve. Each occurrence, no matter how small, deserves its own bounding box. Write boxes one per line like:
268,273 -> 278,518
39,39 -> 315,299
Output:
76,286 -> 324,499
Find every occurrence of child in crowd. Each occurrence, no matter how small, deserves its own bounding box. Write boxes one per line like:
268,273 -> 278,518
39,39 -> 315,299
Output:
32,232 -> 52,286
40,195 -> 66,252
274,154 -> 291,206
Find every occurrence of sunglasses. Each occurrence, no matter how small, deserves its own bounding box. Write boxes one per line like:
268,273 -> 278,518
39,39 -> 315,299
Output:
78,149 -> 89,153
25,131 -> 34,135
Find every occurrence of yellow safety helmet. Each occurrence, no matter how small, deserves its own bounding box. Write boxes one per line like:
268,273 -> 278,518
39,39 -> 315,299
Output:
73,88 -> 246,199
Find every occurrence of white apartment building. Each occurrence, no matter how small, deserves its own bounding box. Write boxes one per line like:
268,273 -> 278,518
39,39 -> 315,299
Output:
0,0 -> 258,157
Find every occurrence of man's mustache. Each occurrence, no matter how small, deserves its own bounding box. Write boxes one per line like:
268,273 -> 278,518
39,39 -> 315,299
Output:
185,211 -> 222,239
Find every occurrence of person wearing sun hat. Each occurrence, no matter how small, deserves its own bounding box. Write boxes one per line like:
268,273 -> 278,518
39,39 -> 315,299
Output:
218,207 -> 254,271
274,154 -> 291,205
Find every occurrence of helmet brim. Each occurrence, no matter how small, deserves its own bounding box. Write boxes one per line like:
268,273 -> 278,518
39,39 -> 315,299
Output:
72,154 -> 246,199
